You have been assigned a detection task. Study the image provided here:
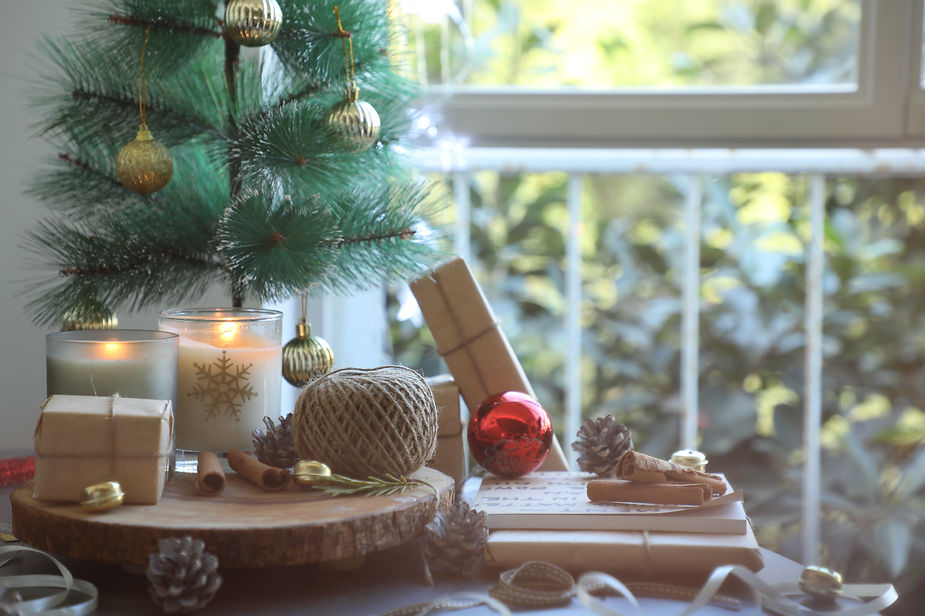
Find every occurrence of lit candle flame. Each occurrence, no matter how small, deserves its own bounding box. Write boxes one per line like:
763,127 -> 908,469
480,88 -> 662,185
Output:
219,321 -> 239,343
100,342 -> 125,359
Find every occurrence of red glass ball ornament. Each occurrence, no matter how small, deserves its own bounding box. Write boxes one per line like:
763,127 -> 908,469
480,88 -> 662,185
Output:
467,391 -> 552,478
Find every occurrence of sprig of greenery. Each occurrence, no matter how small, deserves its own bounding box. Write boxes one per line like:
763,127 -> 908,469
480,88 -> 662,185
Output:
314,473 -> 423,497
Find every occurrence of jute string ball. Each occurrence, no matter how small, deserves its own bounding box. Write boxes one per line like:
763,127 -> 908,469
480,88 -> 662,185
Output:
292,365 -> 439,478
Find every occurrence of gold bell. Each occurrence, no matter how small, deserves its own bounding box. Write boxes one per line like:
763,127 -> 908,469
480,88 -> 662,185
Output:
81,481 -> 125,512
799,566 -> 843,604
293,460 -> 332,489
671,449 -> 708,472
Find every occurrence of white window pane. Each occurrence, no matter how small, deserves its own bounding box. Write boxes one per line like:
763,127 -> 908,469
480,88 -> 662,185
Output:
404,0 -> 861,89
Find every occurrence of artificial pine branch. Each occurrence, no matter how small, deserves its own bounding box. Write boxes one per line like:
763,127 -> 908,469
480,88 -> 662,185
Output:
218,191 -> 341,301
35,37 -> 228,147
313,473 -> 423,497
24,0 -> 440,325
80,0 -> 222,77
106,14 -> 223,40
272,0 -> 392,87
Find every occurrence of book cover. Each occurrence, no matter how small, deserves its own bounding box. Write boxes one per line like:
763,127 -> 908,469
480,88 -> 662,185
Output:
473,472 -> 748,534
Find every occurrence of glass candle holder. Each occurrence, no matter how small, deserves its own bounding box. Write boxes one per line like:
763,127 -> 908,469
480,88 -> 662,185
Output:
46,330 -> 179,408
158,308 -> 282,469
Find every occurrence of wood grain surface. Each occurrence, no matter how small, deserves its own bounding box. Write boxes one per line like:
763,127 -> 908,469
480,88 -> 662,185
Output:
11,467 -> 453,568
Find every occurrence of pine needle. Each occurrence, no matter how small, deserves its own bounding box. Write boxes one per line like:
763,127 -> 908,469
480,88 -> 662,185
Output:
314,473 -> 424,497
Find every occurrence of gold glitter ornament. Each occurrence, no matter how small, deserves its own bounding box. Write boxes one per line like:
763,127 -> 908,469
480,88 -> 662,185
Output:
282,319 -> 334,387
116,125 -> 173,194
117,28 -> 172,194
324,81 -> 381,152
224,0 -> 283,47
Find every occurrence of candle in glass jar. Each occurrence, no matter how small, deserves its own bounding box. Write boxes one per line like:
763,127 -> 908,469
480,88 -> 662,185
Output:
45,330 -> 178,408
158,309 -> 282,454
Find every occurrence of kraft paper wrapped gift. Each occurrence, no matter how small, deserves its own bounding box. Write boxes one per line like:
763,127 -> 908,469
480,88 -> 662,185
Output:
411,257 -> 568,471
427,375 -> 466,484
485,526 -> 765,578
33,394 -> 173,505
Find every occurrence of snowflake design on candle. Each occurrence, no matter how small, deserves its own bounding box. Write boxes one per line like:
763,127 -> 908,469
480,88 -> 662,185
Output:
188,351 -> 257,421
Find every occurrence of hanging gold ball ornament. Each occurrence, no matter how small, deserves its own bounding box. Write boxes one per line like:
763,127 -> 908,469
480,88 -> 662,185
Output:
282,319 -> 335,387
224,0 -> 283,47
324,81 -> 381,152
116,125 -> 173,194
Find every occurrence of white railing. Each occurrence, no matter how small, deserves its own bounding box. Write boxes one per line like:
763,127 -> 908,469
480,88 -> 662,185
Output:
411,146 -> 925,566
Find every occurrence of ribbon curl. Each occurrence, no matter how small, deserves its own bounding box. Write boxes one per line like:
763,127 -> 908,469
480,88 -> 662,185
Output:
380,560 -> 896,616
0,529 -> 98,616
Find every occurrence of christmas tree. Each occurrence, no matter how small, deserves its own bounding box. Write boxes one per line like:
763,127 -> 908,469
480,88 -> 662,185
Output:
24,0 -> 439,327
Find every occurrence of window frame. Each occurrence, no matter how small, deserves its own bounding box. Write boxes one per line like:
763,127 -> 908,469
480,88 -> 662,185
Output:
427,0 -> 918,148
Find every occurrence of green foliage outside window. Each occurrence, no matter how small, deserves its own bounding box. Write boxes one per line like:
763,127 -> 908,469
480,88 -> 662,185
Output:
392,2 -> 923,614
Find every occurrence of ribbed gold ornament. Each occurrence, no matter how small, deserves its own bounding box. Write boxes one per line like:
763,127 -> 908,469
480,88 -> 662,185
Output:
224,0 -> 283,47
282,319 -> 334,387
61,305 -> 118,331
116,125 -> 173,194
324,81 -> 381,152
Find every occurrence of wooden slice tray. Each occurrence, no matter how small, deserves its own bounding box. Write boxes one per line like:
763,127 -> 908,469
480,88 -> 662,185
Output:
10,467 -> 453,568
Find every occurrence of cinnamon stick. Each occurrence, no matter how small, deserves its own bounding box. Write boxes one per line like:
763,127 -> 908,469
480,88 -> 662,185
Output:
617,451 -> 726,495
587,479 -> 706,506
227,450 -> 290,491
196,451 -> 226,495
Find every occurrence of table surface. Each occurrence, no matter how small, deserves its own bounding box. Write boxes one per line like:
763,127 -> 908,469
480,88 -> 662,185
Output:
1,456 -> 806,616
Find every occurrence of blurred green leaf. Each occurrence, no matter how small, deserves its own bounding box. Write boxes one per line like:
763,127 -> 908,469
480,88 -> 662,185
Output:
755,4 -> 778,36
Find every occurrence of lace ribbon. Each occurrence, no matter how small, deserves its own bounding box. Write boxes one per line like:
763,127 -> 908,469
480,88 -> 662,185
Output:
0,524 -> 98,616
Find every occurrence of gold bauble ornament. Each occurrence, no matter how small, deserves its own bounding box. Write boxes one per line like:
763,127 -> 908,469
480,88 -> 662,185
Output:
116,125 -> 173,194
324,81 -> 381,152
282,319 -> 335,387
224,0 -> 283,47
61,305 -> 118,331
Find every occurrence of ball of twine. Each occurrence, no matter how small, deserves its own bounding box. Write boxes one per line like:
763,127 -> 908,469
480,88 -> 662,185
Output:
292,365 -> 439,478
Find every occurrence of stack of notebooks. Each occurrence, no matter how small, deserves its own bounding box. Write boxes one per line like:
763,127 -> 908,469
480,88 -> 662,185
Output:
474,472 -> 764,577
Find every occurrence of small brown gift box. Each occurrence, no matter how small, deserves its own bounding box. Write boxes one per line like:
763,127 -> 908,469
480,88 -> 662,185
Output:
427,375 -> 466,484
485,526 -> 765,578
33,394 -> 173,505
411,258 -> 568,471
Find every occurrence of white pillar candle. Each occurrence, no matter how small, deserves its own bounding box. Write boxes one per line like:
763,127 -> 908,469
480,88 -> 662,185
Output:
158,309 -> 282,454
45,330 -> 178,407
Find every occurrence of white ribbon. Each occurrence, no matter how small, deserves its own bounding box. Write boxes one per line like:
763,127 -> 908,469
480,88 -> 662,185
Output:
0,543 -> 98,616
569,564 -> 896,616
576,572 -> 642,616
416,592 -> 511,616
677,564 -> 897,616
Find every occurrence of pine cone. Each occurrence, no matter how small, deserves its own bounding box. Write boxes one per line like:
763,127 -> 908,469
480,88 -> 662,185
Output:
572,416 -> 633,477
147,536 -> 222,614
252,413 -> 297,468
422,501 -> 488,576
0,586 -> 22,616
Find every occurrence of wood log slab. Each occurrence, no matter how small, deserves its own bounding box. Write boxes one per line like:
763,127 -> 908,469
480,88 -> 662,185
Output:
11,467 -> 453,569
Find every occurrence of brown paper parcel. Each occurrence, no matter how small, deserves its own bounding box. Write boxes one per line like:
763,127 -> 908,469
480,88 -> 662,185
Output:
411,257 -> 568,471
426,375 -> 467,484
485,525 -> 765,578
33,394 -> 173,505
